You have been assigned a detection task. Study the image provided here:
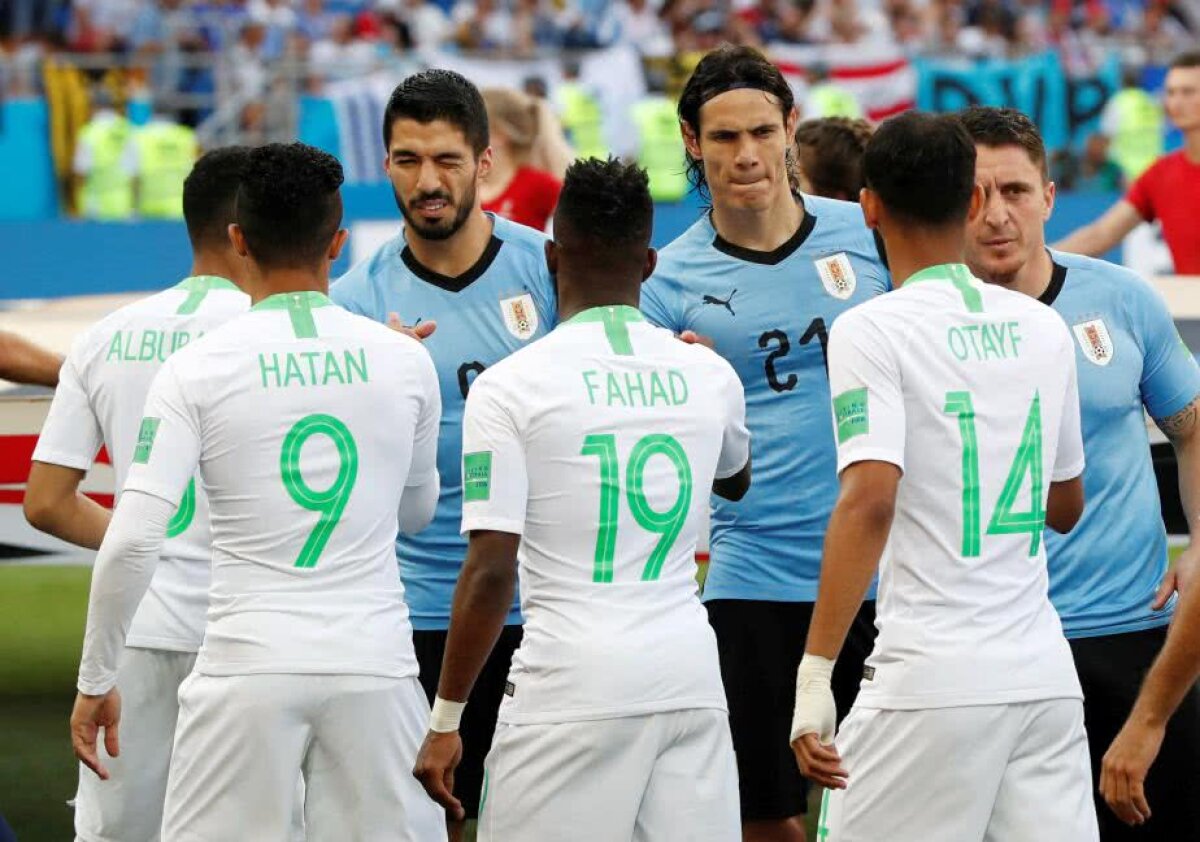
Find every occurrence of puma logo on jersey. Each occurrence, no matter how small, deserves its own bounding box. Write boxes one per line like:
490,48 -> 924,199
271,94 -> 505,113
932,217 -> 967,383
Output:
702,289 -> 737,316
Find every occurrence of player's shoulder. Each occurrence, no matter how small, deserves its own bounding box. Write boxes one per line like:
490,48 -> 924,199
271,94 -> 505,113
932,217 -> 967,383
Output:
803,194 -> 876,252
1052,248 -> 1161,312
332,230 -> 404,299
491,214 -> 550,259
656,213 -> 716,267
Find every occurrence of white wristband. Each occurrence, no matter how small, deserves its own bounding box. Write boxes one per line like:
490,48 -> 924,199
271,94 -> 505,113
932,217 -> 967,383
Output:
797,653 -> 836,685
429,696 -> 466,733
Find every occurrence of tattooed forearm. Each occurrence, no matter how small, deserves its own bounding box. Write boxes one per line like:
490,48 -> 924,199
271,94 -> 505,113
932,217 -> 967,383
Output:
1156,398 -> 1200,441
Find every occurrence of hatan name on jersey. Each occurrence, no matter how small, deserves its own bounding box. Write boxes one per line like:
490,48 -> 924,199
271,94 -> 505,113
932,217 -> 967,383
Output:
582,368 -> 689,408
258,348 -> 369,389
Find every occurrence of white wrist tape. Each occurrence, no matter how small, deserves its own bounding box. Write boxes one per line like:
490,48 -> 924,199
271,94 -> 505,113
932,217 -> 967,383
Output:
791,653 -> 838,745
429,696 -> 466,733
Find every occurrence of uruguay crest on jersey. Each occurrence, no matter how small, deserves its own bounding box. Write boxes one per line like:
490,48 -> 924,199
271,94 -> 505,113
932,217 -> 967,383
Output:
814,252 -> 857,300
1072,318 -> 1114,367
501,293 -> 539,341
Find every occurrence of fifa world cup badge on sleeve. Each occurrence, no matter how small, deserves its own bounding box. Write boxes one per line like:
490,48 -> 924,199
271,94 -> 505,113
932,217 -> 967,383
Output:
814,253 -> 857,300
833,388 -> 869,444
463,451 -> 493,502
133,417 -> 161,464
500,293 -> 538,341
1072,318 -> 1114,367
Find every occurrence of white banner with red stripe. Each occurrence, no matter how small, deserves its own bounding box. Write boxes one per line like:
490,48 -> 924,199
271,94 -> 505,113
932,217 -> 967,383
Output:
768,42 -> 917,122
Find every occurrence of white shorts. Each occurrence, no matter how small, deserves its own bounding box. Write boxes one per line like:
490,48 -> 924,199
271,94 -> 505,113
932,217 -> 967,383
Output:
161,673 -> 444,842
817,699 -> 1099,842
478,708 -> 739,842
74,647 -> 196,842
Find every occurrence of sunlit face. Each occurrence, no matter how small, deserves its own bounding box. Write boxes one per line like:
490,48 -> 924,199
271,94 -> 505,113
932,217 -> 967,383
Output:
1165,66 -> 1200,133
384,118 -> 490,241
684,89 -> 798,213
965,143 -> 1055,287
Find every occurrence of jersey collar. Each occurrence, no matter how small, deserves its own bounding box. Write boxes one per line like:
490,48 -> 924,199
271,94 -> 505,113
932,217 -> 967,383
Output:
401,235 -> 503,293
175,275 -> 239,292
709,194 -> 816,266
251,291 -> 333,339
1038,256 -> 1068,307
562,305 -> 644,356
903,263 -> 984,312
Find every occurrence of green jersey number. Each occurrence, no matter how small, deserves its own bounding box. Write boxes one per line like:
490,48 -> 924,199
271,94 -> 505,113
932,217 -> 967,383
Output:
280,414 -> 358,568
944,390 -> 1045,558
165,478 -> 197,538
581,433 -> 693,583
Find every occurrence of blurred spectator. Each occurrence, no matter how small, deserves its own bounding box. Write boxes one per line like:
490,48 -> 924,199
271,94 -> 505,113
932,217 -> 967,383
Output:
1053,133 -> 1123,192
399,0 -> 452,50
452,0 -> 517,51
124,112 -> 197,218
613,0 -> 673,55
793,115 -> 872,200
557,59 -> 608,159
481,87 -> 563,230
1101,64 -> 1165,183
803,63 -> 862,119
631,69 -> 688,201
310,14 -> 379,82
73,93 -> 134,219
70,0 -> 141,52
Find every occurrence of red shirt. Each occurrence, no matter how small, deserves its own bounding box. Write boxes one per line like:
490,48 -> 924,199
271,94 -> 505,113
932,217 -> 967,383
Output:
482,166 -> 561,232
1125,150 -> 1200,275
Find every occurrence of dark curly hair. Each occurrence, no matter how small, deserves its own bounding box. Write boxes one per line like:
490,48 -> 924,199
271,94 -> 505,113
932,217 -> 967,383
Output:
794,117 -> 873,201
235,143 -> 344,269
864,112 -> 976,227
555,157 -> 652,259
957,106 -> 1047,181
383,69 -> 489,155
183,145 -> 251,251
677,45 -> 795,201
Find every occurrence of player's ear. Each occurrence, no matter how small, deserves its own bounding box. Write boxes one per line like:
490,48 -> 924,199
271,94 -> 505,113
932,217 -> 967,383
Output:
681,119 -> 701,161
228,223 -> 249,257
967,183 -> 984,225
859,188 -> 881,230
477,147 -> 493,182
328,228 -> 349,261
640,247 -> 657,283
784,105 -> 799,140
1043,177 -> 1056,221
544,239 -> 558,277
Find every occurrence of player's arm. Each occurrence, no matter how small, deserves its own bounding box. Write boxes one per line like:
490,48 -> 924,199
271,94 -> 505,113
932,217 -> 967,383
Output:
1052,200 -> 1142,258
70,363 -> 201,779
0,330 -> 62,387
1047,334 -> 1087,535
1152,396 -> 1200,605
1101,576 -> 1200,826
792,314 -> 904,788
413,374 -> 527,819
398,346 -> 443,534
25,351 -> 109,548
712,361 -> 751,501
1045,476 -> 1084,533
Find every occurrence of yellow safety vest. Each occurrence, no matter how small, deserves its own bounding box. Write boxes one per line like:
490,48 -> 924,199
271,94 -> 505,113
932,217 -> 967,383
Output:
632,97 -> 688,203
559,82 -> 607,160
133,121 -> 196,219
78,115 -> 133,220
809,84 -> 862,119
1108,88 -> 1163,183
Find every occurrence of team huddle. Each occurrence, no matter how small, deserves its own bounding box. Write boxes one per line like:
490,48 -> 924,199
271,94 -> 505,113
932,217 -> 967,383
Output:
25,44 -> 1200,842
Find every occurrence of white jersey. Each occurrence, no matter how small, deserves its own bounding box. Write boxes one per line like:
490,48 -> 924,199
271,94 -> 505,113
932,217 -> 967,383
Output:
123,291 -> 441,679
460,305 -> 750,724
828,264 -> 1085,710
33,276 -> 248,652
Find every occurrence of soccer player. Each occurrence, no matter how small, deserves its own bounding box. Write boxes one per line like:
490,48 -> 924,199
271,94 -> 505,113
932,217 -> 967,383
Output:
331,68 -> 556,837
1055,51 -> 1200,275
793,116 -> 873,202
412,156 -> 751,840
70,143 -> 445,840
960,105 -> 1200,840
25,146 -> 250,842
639,45 -> 889,841
791,112 -> 1097,841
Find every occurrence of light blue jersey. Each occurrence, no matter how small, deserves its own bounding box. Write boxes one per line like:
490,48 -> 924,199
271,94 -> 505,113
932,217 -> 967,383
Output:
331,215 -> 556,629
1042,250 -> 1200,638
641,195 -> 890,602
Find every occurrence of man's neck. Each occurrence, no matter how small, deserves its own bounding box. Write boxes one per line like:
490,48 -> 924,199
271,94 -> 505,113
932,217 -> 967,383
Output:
405,209 -> 494,278
710,188 -> 803,253
885,233 -> 967,289
189,252 -> 238,285
244,270 -> 328,305
558,287 -> 640,323
1184,128 -> 1200,164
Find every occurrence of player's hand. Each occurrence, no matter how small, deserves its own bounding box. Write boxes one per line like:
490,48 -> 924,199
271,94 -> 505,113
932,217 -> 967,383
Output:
388,312 -> 437,341
413,730 -> 465,821
1100,717 -> 1164,826
1152,544 -> 1199,609
70,688 -> 121,780
792,733 -> 848,790
790,655 -> 846,788
677,330 -> 714,349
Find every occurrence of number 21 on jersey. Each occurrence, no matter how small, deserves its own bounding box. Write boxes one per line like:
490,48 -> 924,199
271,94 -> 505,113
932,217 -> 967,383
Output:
581,433 -> 693,583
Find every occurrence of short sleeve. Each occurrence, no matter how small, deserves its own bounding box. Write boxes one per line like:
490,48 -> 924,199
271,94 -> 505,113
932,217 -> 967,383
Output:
121,361 -> 202,506
407,345 -> 442,487
715,362 -> 750,479
459,373 -> 528,536
1053,342 -> 1086,482
827,312 -> 906,473
639,275 -> 684,332
31,351 -> 101,470
1133,282 -> 1200,420
329,272 -> 373,319
1125,166 -> 1155,222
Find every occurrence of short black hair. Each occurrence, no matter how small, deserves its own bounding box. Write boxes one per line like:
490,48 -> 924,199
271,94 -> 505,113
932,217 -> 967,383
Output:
383,69 -> 489,154
678,45 -> 794,200
1171,51 -> 1200,70
235,143 -> 344,269
555,157 -> 652,257
183,146 -> 251,251
957,105 -> 1047,179
794,117 -> 873,200
864,111 -> 976,227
